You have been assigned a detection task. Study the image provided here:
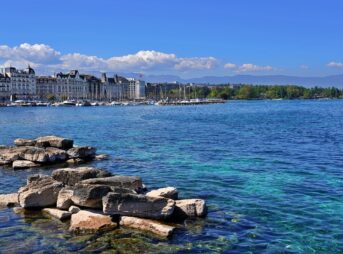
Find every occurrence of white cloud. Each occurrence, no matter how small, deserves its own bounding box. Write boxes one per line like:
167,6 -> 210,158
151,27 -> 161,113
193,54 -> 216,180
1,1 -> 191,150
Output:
0,43 -> 218,74
224,63 -> 237,69
224,62 -> 275,73
327,61 -> 343,68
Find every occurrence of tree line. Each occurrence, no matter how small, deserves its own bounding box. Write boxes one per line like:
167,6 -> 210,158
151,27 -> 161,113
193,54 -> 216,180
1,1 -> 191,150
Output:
166,85 -> 343,100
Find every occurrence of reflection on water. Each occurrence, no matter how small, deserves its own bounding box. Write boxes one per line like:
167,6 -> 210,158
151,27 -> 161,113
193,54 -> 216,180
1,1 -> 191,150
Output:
1,100 -> 343,253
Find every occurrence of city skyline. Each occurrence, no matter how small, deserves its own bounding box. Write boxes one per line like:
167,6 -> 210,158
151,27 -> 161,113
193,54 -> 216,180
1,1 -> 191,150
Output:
1,0 -> 343,78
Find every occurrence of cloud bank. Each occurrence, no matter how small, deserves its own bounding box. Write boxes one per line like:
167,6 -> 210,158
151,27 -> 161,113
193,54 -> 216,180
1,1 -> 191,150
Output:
0,43 -> 218,74
224,62 -> 275,73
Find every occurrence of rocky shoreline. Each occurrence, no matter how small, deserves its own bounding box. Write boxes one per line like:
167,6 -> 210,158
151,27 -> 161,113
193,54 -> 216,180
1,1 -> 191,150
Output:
0,136 -> 207,238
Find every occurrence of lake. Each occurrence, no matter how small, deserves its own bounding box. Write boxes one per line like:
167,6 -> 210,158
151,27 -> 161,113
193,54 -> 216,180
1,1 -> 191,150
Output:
1,100 -> 343,253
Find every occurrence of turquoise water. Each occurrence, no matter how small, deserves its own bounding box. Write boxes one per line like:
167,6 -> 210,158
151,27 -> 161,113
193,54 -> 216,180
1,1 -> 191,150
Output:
1,100 -> 343,253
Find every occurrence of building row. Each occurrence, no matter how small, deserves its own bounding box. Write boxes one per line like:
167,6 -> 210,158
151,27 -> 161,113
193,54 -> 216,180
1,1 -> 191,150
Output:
0,66 -> 146,102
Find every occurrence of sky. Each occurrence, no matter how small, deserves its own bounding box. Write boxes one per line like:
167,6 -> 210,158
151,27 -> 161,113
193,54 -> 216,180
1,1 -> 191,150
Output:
0,0 -> 343,78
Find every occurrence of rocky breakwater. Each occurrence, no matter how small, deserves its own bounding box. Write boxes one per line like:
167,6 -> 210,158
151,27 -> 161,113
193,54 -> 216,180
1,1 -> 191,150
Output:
0,166 -> 207,238
0,136 -> 107,169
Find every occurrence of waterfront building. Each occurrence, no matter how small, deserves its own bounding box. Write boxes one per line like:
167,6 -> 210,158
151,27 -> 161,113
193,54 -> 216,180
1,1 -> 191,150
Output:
0,73 -> 10,102
127,78 -> 146,100
0,66 -> 36,101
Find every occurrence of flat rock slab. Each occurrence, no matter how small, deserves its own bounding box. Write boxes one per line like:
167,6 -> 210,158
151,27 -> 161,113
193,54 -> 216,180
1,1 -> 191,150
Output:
0,193 -> 19,207
20,146 -> 68,163
43,208 -> 71,220
12,160 -> 39,169
71,184 -> 112,208
103,192 -> 175,220
14,138 -> 36,147
67,146 -> 96,159
0,147 -> 28,163
174,199 -> 207,218
120,216 -> 175,237
52,167 -> 111,186
146,187 -> 178,200
18,176 -> 63,208
35,136 -> 73,150
81,176 -> 143,190
70,210 -> 116,231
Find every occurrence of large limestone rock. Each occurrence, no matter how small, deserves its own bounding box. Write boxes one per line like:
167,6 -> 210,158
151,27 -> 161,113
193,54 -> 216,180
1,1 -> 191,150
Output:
12,160 -> 39,169
18,175 -> 63,208
71,184 -> 112,208
120,216 -> 175,237
20,146 -> 68,163
146,187 -> 178,200
43,208 -> 71,220
67,146 -> 96,159
103,192 -> 175,220
35,136 -> 73,150
56,188 -> 74,210
14,138 -> 36,147
52,167 -> 111,186
0,193 -> 19,207
81,176 -> 143,191
174,199 -> 207,218
0,146 -> 27,163
69,210 -> 116,231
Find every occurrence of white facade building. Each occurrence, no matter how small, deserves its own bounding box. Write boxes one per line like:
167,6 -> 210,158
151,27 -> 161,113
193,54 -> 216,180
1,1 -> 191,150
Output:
127,78 -> 146,100
0,66 -> 36,100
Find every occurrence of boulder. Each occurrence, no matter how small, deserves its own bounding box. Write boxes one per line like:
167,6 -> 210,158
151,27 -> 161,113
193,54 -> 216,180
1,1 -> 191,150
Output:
56,188 -> 74,210
18,175 -> 63,208
12,160 -> 39,169
67,146 -> 96,159
174,199 -> 207,218
66,158 -> 86,165
0,146 -> 27,163
69,210 -> 116,231
42,208 -> 71,220
20,146 -> 68,163
81,176 -> 143,191
35,136 -> 73,150
69,205 -> 81,214
71,184 -> 112,208
27,174 -> 49,185
103,192 -> 175,220
52,167 -> 111,186
0,193 -> 19,207
146,187 -> 178,200
14,138 -> 36,147
120,216 -> 175,237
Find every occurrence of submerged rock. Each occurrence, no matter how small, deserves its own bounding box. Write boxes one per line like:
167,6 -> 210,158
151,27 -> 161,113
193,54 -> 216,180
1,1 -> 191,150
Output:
14,138 -> 36,147
0,193 -> 19,207
43,208 -> 71,220
80,176 -> 143,191
146,187 -> 178,200
69,210 -> 116,231
12,160 -> 39,169
120,216 -> 175,237
67,146 -> 96,159
174,199 -> 207,218
103,192 -> 175,220
71,184 -> 112,208
94,154 -> 108,161
35,136 -> 73,150
18,175 -> 63,208
52,167 -> 111,186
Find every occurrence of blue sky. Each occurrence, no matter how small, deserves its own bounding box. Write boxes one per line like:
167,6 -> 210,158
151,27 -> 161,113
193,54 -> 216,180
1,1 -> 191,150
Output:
0,0 -> 342,77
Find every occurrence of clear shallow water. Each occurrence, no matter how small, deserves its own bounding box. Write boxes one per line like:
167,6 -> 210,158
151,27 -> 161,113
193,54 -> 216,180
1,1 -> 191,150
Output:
1,100 -> 343,253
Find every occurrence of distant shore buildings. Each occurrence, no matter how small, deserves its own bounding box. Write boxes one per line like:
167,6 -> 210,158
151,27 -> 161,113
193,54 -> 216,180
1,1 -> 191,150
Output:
0,66 -> 146,102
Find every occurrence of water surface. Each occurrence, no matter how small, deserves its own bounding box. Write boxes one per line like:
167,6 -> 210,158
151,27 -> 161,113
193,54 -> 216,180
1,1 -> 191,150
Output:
1,100 -> 343,253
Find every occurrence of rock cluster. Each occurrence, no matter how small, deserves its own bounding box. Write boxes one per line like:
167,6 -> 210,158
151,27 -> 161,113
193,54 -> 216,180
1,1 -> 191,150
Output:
0,137 -> 207,238
0,136 -> 106,169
